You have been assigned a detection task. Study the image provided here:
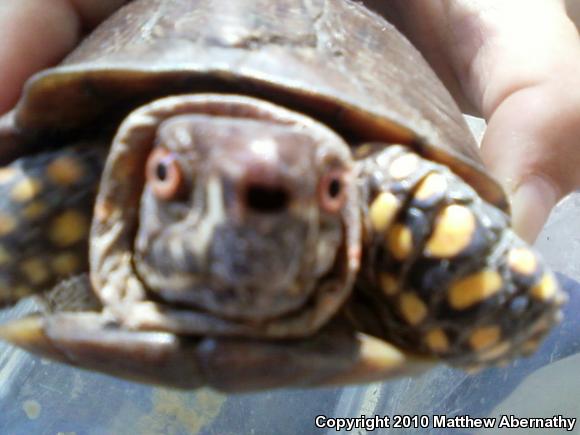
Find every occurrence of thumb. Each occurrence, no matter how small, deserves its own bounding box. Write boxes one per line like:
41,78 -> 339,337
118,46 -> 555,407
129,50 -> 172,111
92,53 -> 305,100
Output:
0,1 -> 127,114
482,79 -> 580,243
458,1 -> 580,243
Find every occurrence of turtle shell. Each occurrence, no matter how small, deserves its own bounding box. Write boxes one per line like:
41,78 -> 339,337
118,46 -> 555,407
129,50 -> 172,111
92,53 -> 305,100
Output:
3,0 -> 507,211
0,0 -> 566,389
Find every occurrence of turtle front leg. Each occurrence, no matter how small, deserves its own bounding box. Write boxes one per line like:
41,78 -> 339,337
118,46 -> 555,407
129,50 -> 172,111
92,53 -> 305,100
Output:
0,143 -> 106,305
353,144 -> 567,370
0,311 -> 430,391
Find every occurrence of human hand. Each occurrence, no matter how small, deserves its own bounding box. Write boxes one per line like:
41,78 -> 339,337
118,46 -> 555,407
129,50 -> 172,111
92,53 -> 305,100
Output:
364,0 -> 580,243
0,1 -> 127,114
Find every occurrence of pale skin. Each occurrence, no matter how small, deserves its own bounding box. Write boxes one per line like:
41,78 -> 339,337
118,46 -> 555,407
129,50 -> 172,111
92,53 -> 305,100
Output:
1,0 -> 579,242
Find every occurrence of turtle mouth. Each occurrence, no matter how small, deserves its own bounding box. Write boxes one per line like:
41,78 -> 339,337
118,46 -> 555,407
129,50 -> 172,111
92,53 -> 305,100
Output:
132,212 -> 325,320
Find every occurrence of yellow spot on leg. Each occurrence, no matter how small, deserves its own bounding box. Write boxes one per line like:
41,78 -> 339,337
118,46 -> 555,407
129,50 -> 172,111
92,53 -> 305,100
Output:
399,292 -> 427,325
389,153 -> 420,180
11,177 -> 42,202
0,213 -> 17,236
531,273 -> 557,301
47,156 -> 84,186
469,326 -> 501,351
379,273 -> 399,296
388,224 -> 413,261
369,192 -> 400,233
425,328 -> 449,353
49,211 -> 89,247
20,258 -> 50,285
508,248 -> 538,275
448,270 -> 502,310
415,172 -> 447,201
425,205 -> 476,258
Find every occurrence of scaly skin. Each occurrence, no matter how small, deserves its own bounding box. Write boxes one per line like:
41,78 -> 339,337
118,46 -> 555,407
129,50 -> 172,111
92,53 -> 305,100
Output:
0,144 -> 106,305
349,144 -> 566,369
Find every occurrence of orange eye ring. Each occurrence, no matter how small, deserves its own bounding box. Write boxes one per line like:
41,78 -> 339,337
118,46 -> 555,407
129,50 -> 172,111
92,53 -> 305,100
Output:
318,169 -> 347,214
145,148 -> 185,200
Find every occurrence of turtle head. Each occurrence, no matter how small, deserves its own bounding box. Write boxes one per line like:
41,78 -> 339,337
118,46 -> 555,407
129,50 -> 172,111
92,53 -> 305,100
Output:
132,111 -> 356,320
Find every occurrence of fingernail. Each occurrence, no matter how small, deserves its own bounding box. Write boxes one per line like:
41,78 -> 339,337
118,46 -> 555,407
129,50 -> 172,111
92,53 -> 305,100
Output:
511,175 -> 559,244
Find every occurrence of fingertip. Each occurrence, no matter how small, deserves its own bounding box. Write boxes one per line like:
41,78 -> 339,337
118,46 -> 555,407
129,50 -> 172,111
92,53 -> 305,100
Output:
0,1 -> 128,114
480,83 -> 580,244
0,1 -> 81,113
511,174 -> 559,243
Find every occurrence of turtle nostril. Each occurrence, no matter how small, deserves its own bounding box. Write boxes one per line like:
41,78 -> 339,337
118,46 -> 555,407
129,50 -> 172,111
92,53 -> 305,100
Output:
245,183 -> 290,213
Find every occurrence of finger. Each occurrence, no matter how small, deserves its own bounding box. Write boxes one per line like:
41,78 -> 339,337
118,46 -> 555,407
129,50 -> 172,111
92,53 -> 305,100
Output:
0,0 -> 127,114
363,1 -> 580,242
459,1 -> 580,242
482,77 -> 580,243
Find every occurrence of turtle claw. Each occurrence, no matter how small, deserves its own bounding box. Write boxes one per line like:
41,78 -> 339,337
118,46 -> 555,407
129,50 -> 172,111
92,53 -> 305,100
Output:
321,333 -> 433,386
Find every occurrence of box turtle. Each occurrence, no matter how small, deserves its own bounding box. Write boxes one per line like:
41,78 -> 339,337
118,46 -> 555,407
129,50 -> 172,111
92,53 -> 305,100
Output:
0,0 -> 566,391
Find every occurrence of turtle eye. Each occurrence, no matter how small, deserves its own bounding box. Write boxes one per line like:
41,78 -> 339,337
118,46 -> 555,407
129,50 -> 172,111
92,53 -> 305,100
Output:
146,148 -> 185,200
318,169 -> 347,213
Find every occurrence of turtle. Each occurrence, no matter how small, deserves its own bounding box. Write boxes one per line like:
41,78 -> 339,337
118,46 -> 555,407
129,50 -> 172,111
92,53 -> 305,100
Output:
0,0 -> 566,391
